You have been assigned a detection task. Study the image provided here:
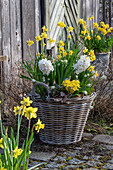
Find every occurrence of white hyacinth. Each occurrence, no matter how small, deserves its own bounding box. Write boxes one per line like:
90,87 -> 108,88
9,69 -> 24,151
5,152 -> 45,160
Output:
39,59 -> 54,75
73,55 -> 90,74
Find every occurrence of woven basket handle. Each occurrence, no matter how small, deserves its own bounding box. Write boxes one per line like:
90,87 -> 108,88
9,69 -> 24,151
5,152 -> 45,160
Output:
32,82 -> 51,102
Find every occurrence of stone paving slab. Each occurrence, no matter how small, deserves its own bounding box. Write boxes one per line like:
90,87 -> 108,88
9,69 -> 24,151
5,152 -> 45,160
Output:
28,133 -> 113,169
29,151 -> 56,161
93,134 -> 113,144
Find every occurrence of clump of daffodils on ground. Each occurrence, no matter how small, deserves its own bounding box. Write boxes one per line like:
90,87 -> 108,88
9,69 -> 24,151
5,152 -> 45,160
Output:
20,21 -> 100,101
79,16 -> 113,53
0,97 -> 44,170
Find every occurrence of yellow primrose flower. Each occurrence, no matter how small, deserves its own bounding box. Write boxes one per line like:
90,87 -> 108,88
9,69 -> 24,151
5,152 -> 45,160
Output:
42,26 -> 48,32
59,40 -> 65,47
63,51 -> 67,57
49,38 -> 55,44
21,97 -> 33,107
96,35 -> 101,40
0,138 -> 3,149
69,50 -> 73,55
88,66 -> 95,72
36,52 -> 40,57
27,39 -> 34,47
25,107 -> 38,119
41,32 -> 47,39
0,167 -> 7,170
35,35 -> 42,41
13,146 -> 23,159
57,55 -> 62,59
79,19 -> 84,24
67,26 -> 73,32
35,119 -> 45,133
94,22 -> 99,28
83,48 -> 88,53
67,34 -> 71,38
42,42 -> 46,47
91,16 -> 94,19
88,17 -> 91,21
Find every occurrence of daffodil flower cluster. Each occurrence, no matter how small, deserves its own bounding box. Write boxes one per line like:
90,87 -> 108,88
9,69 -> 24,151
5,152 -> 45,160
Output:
79,16 -> 113,53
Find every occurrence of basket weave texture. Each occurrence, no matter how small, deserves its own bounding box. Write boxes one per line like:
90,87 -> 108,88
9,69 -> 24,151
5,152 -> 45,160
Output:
31,82 -> 96,145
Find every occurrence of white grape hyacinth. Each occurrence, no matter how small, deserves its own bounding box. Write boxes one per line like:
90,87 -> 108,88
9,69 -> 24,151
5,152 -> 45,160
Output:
39,59 -> 54,75
73,55 -> 90,74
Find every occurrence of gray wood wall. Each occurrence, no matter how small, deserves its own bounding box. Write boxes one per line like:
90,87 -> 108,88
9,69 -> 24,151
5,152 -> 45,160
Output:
0,0 -> 100,84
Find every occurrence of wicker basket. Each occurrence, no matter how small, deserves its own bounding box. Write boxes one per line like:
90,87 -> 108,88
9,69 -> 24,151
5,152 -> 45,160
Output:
31,82 -> 96,145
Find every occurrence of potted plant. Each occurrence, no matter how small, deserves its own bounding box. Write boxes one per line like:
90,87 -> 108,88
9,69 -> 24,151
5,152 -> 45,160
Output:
79,17 -> 113,75
20,22 -> 100,144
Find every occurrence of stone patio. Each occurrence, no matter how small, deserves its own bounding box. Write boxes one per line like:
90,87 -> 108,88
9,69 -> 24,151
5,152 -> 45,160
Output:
28,133 -> 113,169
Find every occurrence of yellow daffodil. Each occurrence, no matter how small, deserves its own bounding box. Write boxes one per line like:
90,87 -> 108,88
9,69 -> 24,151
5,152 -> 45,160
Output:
98,27 -> 102,31
35,35 -> 42,41
69,50 -> 73,55
67,34 -> 71,38
83,21 -> 86,25
80,35 -> 82,38
14,104 -> 27,116
67,26 -> 73,32
41,32 -> 47,39
88,50 -> 95,56
90,55 -> 96,62
100,22 -> 105,27
27,39 -> 34,47
85,35 -> 91,40
42,52 -> 46,58
36,52 -> 40,57
63,51 -> 67,57
49,38 -> 55,44
88,17 -> 91,21
105,24 -> 109,29
13,146 -> 23,159
94,22 -> 99,28
91,30 -> 93,34
0,167 -> 7,170
21,97 -> 33,107
59,40 -> 65,47
35,119 -> 45,133
42,42 -> 46,47
108,29 -> 111,33
96,35 -> 101,40
91,16 -> 94,19
88,66 -> 95,72
42,26 -> 48,32
0,101 -> 1,104
83,25 -> 87,30
79,19 -> 84,24
0,138 -> 3,149
83,48 -> 88,53
95,71 -> 99,77
57,55 -> 62,59
25,107 -> 38,119
110,27 -> 113,31
57,21 -> 66,28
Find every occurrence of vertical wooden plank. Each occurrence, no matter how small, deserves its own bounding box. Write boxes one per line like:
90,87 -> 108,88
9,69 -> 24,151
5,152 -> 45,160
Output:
109,0 -> 112,26
103,0 -> 106,22
22,0 -> 36,60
